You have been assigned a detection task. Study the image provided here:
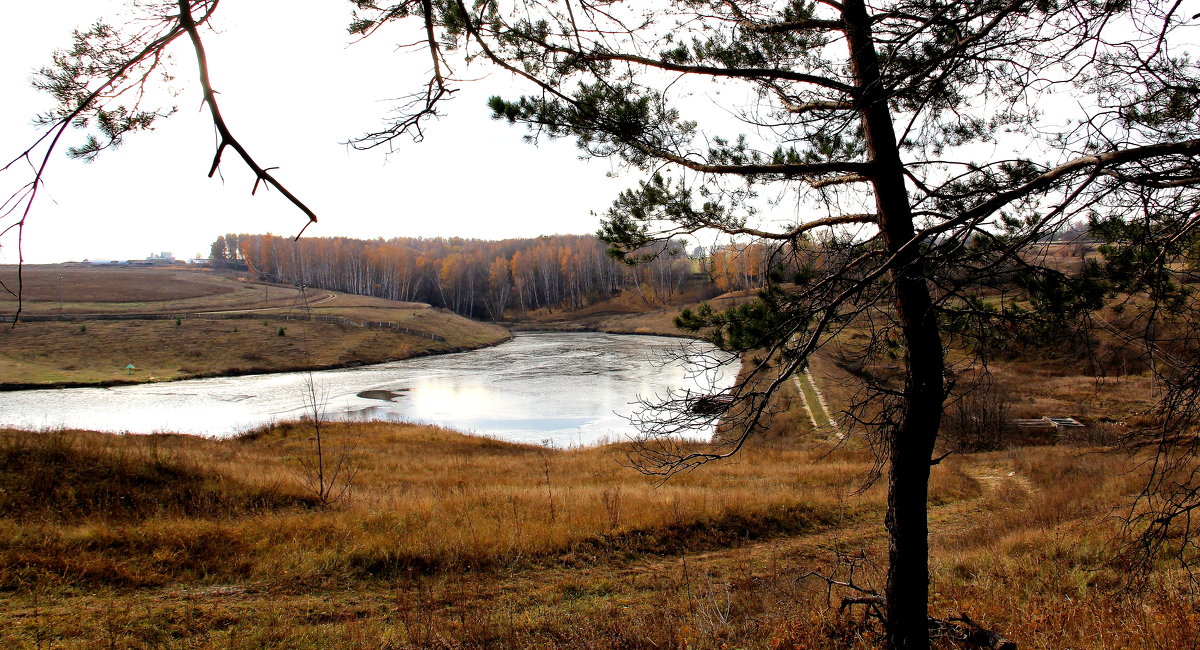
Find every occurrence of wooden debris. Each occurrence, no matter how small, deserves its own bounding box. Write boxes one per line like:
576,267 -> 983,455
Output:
931,613 -> 1018,650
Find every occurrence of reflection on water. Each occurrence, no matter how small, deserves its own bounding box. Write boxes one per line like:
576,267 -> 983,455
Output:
0,333 -> 735,447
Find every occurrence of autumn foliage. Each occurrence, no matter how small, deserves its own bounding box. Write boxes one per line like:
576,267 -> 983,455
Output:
213,233 -> 708,318
209,233 -> 812,320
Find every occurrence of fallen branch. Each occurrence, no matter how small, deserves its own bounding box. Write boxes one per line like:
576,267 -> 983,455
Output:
839,596 -> 1018,649
931,613 -> 1017,650
812,549 -> 1016,648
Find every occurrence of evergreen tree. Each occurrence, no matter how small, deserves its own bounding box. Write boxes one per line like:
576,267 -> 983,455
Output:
358,2 -> 1200,647
7,1 -> 1200,647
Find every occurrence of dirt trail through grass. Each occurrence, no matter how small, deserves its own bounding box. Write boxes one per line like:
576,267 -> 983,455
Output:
1,431 -> 1175,648
605,456 -> 1032,589
197,293 -> 338,314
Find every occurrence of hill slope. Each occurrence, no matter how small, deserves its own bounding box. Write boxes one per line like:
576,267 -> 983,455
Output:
0,265 -> 509,387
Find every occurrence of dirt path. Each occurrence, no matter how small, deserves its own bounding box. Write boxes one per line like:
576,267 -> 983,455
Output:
197,293 -> 338,315
0,452 -> 1043,648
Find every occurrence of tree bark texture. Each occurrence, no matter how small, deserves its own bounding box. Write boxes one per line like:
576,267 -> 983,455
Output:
842,0 -> 946,648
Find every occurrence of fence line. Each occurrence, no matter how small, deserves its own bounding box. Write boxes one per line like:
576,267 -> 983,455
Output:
2,311 -> 446,342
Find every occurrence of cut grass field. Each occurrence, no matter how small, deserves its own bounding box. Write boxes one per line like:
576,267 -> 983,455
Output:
0,265 -> 510,387
0,421 -> 1192,649
0,265 -> 289,315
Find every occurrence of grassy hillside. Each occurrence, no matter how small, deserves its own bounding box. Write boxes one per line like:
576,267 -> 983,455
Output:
0,265 -> 510,387
510,284 -> 756,337
0,265 -> 287,315
3,265 -> 1194,648
0,419 -> 1191,648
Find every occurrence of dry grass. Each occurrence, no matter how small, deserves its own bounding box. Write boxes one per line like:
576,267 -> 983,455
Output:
0,266 -> 509,386
0,418 -> 1185,649
0,423 -> 867,589
0,429 -> 316,522
0,422 -> 876,647
919,448 -> 1197,649
0,266 -> 235,305
511,285 -> 752,337
0,317 -> 505,385
0,266 -> 283,315
0,320 -> 395,384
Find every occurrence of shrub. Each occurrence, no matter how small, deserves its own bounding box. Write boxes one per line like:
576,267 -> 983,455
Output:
941,385 -> 1014,453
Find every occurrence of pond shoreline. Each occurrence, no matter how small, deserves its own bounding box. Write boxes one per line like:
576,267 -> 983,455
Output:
0,332 -> 733,443
499,321 -> 703,340
0,332 -> 515,392
2,304 -> 707,392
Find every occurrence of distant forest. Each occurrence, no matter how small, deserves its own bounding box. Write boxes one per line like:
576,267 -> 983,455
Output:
209,234 -> 778,319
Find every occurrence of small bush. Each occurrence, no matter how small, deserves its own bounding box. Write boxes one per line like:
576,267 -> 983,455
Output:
941,384 -> 1014,452
277,326 -> 286,337
1061,419 -> 1125,446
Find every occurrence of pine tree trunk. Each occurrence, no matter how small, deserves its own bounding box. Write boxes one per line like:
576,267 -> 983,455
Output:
842,0 -> 946,647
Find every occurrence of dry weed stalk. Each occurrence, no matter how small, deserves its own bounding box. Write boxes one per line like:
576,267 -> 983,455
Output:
290,285 -> 357,507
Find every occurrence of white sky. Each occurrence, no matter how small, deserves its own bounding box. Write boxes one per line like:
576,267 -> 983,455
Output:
9,3 -> 1177,265
0,1 -> 632,263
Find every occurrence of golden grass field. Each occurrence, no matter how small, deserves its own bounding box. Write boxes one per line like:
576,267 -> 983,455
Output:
0,265 -> 509,386
0,412 -> 1193,649
3,265 -> 1196,647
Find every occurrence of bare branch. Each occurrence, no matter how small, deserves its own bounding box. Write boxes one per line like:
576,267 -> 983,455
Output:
176,0 -> 319,233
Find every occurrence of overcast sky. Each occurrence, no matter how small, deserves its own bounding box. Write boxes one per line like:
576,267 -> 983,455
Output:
0,1 -> 633,263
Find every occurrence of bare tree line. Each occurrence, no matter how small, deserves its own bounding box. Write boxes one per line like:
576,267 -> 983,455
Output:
209,233 -> 710,318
